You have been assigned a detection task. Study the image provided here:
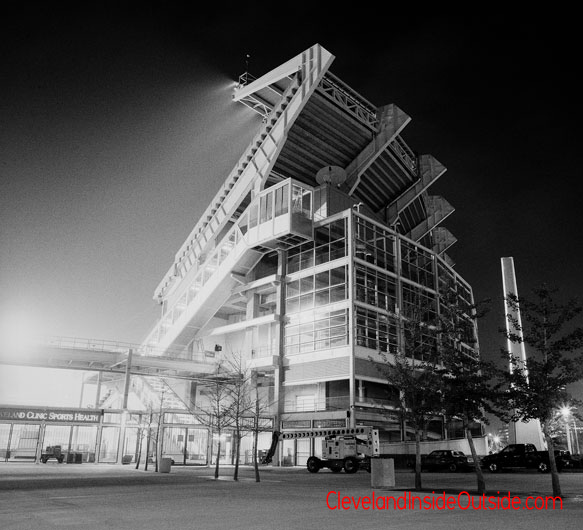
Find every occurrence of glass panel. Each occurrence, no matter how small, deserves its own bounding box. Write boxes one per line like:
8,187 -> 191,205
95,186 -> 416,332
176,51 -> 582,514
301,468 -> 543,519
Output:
99,426 -> 120,463
330,266 -> 345,286
122,427 -> 139,464
296,439 -> 311,466
300,249 -> 314,270
43,425 -> 71,455
7,424 -> 40,461
284,308 -> 349,355
302,191 -> 311,218
287,297 -> 300,314
329,285 -> 346,303
239,213 -> 248,235
329,239 -> 346,261
315,243 -> 330,265
260,192 -> 273,223
315,290 -> 329,307
292,185 -> 303,213
315,270 -> 329,290
299,293 -> 314,311
0,424 -> 11,460
275,184 -> 289,217
288,252 -> 300,274
300,276 -> 314,294
70,426 -> 97,462
186,428 -> 208,464
287,280 -> 300,297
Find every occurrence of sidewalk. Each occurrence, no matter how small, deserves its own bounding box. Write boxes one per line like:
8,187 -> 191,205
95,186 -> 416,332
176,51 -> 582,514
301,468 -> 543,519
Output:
1,461 -> 582,501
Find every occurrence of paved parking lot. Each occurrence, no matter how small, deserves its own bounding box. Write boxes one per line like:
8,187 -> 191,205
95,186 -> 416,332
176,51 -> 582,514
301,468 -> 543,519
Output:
1,463 -> 582,529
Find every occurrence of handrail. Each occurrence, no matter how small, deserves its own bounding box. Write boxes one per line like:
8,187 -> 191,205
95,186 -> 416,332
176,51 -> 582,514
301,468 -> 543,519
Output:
145,178 -> 314,349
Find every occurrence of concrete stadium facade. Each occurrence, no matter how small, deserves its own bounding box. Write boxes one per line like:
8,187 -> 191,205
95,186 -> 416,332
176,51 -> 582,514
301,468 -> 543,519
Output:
124,44 -> 487,464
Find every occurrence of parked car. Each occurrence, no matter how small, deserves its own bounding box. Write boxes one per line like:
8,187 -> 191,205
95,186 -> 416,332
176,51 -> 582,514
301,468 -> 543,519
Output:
554,449 -> 575,470
421,450 -> 474,472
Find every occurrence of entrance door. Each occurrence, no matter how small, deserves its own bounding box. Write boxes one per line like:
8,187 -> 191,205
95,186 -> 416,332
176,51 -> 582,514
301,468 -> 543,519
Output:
99,426 -> 120,463
296,439 -> 311,466
185,428 -> 207,465
70,426 -> 98,462
161,427 -> 208,465
162,426 -> 186,464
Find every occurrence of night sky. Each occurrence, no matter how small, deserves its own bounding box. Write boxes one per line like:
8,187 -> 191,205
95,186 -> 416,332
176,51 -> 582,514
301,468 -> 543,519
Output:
1,7 -> 581,405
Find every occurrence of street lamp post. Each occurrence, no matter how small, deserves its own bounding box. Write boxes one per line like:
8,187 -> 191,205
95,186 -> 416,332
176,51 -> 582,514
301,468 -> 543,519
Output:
560,406 -> 574,454
572,418 -> 581,455
565,420 -> 573,453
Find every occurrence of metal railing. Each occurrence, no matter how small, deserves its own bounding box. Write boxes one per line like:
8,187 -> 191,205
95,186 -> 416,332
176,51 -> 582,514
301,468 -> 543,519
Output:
37,335 -> 216,363
319,73 -> 378,130
283,394 -> 397,413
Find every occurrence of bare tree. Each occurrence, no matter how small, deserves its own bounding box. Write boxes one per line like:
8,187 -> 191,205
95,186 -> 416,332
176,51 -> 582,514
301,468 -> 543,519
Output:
191,363 -> 235,479
143,410 -> 155,472
249,371 -> 274,482
223,352 -> 253,481
377,295 -> 444,491
221,352 -> 275,482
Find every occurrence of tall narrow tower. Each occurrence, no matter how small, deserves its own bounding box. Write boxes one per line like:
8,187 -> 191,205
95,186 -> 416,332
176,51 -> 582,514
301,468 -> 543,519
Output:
501,257 -> 545,449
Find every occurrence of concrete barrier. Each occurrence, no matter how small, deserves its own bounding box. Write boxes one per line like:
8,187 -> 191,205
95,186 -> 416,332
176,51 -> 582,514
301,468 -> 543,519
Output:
159,457 -> 172,473
371,458 -> 395,488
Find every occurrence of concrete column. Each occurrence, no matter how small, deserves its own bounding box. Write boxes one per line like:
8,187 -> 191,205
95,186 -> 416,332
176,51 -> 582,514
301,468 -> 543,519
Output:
244,293 -> 259,356
117,349 -> 133,464
347,212 -> 355,428
122,349 -> 133,410
94,371 -> 102,409
274,249 -> 287,466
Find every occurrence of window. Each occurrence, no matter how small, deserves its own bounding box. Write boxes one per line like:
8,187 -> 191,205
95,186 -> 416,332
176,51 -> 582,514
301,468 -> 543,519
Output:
288,217 -> 346,273
355,264 -> 397,312
274,183 -> 289,217
354,216 -> 395,272
355,307 -> 398,353
400,240 -> 434,289
285,308 -> 349,354
401,283 -> 436,323
260,192 -> 273,223
286,266 -> 347,314
292,185 -> 312,218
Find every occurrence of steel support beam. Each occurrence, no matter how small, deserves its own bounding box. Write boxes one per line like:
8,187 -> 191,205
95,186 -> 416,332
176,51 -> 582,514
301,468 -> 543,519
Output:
385,154 -> 446,224
154,44 -> 335,301
342,104 -> 411,196
432,226 -> 457,255
405,195 -> 454,242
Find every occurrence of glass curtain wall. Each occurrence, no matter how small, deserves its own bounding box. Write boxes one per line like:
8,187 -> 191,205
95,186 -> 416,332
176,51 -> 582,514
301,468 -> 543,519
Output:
352,212 -> 479,441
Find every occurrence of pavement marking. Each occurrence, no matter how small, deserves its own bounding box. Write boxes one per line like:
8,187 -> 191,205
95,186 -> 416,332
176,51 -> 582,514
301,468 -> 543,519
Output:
48,495 -> 96,499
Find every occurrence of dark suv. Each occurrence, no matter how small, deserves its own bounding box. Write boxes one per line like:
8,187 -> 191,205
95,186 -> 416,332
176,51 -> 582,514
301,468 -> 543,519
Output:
481,443 -> 572,473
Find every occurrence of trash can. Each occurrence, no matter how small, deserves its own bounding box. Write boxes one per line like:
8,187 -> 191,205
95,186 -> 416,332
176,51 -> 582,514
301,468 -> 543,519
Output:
159,457 -> 172,473
66,452 -> 82,464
